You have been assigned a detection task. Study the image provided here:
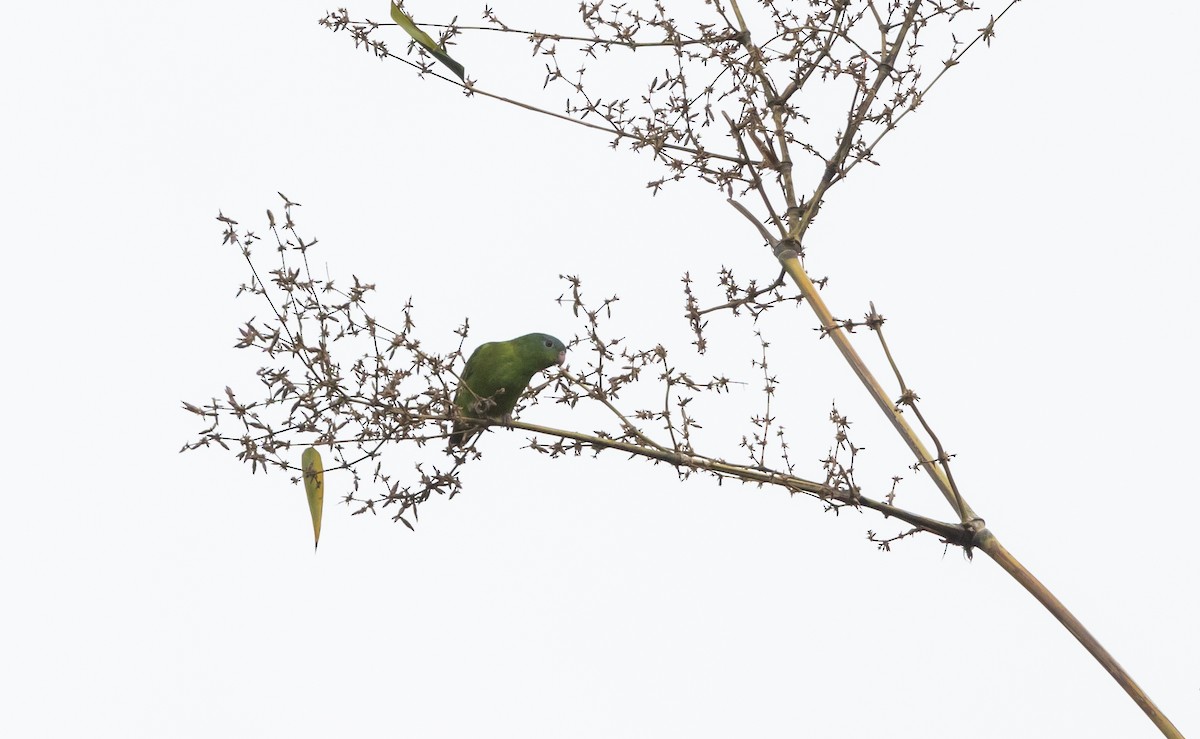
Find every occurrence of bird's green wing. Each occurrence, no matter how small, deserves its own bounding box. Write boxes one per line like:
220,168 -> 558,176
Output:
456,341 -> 497,405
450,342 -> 498,446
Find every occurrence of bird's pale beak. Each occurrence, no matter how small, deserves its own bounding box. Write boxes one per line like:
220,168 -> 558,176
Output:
556,350 -> 566,366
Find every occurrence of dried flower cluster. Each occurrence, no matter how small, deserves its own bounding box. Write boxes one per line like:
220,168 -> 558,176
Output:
314,0 -> 1019,532
322,0 -> 1014,212
188,1 -> 1022,543
182,4 -> 1192,734
194,2 -> 1022,537
183,196 -> 968,545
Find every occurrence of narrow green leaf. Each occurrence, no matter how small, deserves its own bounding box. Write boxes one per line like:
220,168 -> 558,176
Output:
390,2 -> 466,81
302,447 -> 324,550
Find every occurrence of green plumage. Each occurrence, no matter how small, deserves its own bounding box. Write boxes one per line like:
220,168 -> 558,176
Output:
450,332 -> 567,447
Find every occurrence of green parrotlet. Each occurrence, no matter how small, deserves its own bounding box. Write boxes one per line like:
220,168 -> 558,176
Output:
449,332 -> 567,447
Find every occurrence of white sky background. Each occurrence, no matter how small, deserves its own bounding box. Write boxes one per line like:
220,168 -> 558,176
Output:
2,1 -> 1197,737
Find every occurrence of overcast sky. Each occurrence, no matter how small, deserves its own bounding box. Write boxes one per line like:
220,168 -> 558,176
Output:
2,2 -> 1197,737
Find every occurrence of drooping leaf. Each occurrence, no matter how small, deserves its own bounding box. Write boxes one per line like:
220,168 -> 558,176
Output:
390,2 -> 466,81
302,447 -> 324,550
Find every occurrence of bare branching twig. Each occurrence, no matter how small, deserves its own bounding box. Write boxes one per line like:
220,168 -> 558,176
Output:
187,2 -> 1183,735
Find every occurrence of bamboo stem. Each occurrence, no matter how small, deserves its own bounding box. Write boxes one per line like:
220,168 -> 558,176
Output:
977,531 -> 1184,739
773,249 -> 979,524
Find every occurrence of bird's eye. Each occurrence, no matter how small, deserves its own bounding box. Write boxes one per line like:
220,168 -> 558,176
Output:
544,340 -> 553,347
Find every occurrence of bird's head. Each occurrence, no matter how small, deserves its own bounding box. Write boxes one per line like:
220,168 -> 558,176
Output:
516,332 -> 567,369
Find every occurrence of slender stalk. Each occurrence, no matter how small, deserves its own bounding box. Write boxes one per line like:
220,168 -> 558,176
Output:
977,531 -> 1184,739
506,417 -> 972,545
794,0 -> 921,243
779,246 -> 1183,738
378,49 -> 747,166
725,203 -> 978,525
419,22 -> 739,48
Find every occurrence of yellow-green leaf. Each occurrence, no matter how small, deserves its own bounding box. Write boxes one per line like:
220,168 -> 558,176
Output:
302,447 -> 324,550
390,2 -> 465,81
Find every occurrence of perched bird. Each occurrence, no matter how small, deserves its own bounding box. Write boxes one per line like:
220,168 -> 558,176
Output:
449,332 -> 567,447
